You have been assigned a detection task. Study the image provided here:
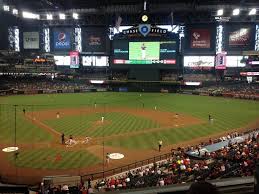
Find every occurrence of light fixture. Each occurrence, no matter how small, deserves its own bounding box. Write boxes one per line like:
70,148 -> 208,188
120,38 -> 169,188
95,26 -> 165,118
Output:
73,13 -> 79,19
233,8 -> 240,16
217,9 -> 224,16
249,8 -> 256,15
46,14 -> 53,20
22,11 -> 40,19
12,9 -> 18,15
3,5 -> 10,11
59,13 -> 65,20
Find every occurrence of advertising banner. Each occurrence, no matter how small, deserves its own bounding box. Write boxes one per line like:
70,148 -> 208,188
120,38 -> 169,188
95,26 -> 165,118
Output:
53,30 -> 71,50
225,25 -> 255,51
184,56 -> 215,70
82,27 -> 107,53
23,32 -> 39,49
229,28 -> 251,47
69,51 -> 79,68
54,56 -> 70,66
190,29 -> 211,49
215,52 -> 227,70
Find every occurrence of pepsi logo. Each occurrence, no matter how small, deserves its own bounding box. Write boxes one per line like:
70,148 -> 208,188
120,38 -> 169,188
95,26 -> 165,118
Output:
58,32 -> 66,42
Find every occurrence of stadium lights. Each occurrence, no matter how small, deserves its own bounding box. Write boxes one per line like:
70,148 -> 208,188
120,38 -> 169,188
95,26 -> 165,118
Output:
59,13 -> 66,20
22,11 -> 40,19
73,13 -> 79,19
217,9 -> 224,16
249,8 -> 256,15
3,5 -> 10,11
46,14 -> 53,20
12,9 -> 18,15
233,8 -> 240,16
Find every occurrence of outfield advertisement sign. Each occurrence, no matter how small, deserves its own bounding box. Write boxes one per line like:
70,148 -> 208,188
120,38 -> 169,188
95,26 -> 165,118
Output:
82,27 -> 108,54
23,32 -> 39,49
184,56 -> 215,69
229,28 -> 251,47
225,24 -> 255,51
190,29 -> 211,49
184,25 -> 216,54
53,30 -> 71,50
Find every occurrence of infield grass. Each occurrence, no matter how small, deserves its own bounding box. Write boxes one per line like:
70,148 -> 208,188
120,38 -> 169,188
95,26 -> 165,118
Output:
1,92 -> 258,149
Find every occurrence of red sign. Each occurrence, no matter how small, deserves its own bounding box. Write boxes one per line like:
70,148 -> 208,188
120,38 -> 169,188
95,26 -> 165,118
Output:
33,58 -> 46,63
190,29 -> 211,49
229,28 -> 250,46
69,51 -> 79,68
164,59 -> 176,64
240,72 -> 259,76
215,52 -> 227,70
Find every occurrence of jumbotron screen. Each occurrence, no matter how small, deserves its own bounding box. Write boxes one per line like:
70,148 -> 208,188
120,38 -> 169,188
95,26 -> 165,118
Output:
113,40 -> 177,65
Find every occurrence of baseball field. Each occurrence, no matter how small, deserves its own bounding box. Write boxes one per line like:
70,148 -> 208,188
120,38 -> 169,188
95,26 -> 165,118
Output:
0,92 -> 258,184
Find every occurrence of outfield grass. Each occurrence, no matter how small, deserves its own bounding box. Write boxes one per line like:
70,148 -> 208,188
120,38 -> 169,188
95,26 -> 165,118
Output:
1,93 -> 259,150
7,148 -> 100,169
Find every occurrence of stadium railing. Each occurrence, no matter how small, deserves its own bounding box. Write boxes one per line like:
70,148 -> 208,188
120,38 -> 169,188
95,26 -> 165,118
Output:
81,152 -> 172,181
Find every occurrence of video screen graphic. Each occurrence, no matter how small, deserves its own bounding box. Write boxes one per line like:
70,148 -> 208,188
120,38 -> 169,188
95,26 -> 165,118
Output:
54,56 -> 70,66
226,56 -> 247,67
82,56 -> 109,67
113,40 -> 177,65
129,42 -> 160,60
184,56 -> 215,70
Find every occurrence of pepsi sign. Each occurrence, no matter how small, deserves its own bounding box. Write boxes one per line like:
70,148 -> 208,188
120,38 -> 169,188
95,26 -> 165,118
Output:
53,31 -> 71,50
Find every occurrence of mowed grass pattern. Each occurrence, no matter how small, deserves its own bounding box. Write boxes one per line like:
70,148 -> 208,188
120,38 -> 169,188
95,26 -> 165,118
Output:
0,105 -> 52,143
8,148 -> 100,169
43,112 -> 160,137
1,93 -> 259,150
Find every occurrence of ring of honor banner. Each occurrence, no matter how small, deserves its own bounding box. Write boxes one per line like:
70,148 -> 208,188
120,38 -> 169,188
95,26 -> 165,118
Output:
82,27 -> 109,54
23,32 -> 40,49
52,28 -> 72,51
69,51 -> 79,69
225,24 -> 255,51
215,52 -> 227,70
184,25 -> 216,54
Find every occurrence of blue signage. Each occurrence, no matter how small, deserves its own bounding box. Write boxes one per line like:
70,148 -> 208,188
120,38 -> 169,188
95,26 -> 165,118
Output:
138,24 -> 151,37
53,31 -> 71,50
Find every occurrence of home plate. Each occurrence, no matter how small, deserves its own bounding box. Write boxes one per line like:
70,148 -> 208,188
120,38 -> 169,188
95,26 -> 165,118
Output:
109,153 -> 124,160
174,124 -> 179,127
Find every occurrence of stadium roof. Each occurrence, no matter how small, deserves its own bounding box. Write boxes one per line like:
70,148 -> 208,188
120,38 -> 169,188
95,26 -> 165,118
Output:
5,0 -> 259,12
2,0 -> 259,24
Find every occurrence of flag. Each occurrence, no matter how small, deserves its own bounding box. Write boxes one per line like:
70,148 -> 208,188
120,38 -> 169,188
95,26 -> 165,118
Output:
170,11 -> 174,27
115,16 -> 122,32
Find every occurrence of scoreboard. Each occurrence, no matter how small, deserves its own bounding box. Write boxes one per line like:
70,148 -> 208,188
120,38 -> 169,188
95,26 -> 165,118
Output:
113,40 -> 178,65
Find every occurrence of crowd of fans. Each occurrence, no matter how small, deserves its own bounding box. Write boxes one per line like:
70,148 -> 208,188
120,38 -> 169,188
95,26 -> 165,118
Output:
0,76 -> 97,91
184,74 -> 215,82
111,72 -> 128,81
91,130 -> 258,192
43,129 -> 258,194
196,83 -> 259,96
161,73 -> 178,81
